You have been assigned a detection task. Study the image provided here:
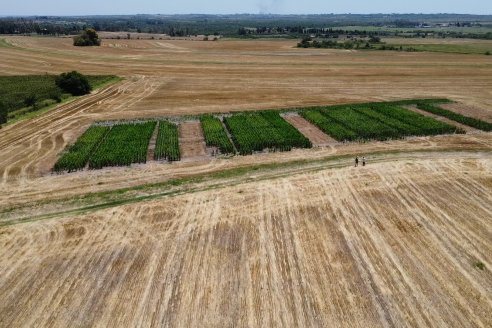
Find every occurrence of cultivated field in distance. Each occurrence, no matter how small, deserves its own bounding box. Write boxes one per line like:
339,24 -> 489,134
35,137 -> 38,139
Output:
0,32 -> 491,327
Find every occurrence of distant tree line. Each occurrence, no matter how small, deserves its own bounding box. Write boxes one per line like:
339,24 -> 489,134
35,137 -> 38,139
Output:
297,36 -> 421,52
1,15 -> 491,39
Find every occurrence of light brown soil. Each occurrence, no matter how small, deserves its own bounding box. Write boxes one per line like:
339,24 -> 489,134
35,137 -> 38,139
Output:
406,105 -> 481,133
179,121 -> 207,159
1,37 -> 492,181
283,113 -> 337,145
0,153 -> 491,327
441,103 -> 492,123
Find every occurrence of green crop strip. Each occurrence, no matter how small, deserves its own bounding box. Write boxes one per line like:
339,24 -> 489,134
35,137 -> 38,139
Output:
416,103 -> 492,131
154,121 -> 181,161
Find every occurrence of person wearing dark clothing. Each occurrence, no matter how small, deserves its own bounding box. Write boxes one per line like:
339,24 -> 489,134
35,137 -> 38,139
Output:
362,157 -> 366,166
355,156 -> 359,167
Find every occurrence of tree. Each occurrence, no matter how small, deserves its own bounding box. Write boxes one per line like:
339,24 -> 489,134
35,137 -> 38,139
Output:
24,94 -> 37,108
0,101 -> 7,125
55,71 -> 92,96
73,28 -> 101,46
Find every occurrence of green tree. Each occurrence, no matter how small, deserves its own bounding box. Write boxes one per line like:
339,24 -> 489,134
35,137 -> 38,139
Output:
55,71 -> 92,96
24,94 -> 37,107
0,100 -> 7,125
73,28 -> 101,46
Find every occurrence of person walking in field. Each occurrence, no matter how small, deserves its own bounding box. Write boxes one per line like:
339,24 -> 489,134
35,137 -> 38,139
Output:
355,156 -> 359,167
362,156 -> 366,166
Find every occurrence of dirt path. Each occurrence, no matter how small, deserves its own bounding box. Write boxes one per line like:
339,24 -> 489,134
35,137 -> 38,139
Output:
405,105 -> 481,133
0,153 -> 490,327
146,122 -> 159,162
283,113 -> 337,145
178,121 -> 207,160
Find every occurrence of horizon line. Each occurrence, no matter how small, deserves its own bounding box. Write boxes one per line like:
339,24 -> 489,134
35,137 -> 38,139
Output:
1,12 -> 492,17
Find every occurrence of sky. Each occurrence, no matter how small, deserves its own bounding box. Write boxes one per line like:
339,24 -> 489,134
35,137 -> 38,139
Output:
2,0 -> 491,16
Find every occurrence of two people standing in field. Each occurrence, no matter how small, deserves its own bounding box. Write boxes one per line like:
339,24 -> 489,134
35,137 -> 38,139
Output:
355,156 -> 366,167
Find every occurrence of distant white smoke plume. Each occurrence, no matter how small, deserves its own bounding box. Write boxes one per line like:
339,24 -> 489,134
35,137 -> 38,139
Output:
258,0 -> 284,14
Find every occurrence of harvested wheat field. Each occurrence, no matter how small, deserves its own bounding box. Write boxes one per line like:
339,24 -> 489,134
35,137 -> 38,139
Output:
1,152 -> 491,327
1,36 -> 492,327
1,37 -> 492,180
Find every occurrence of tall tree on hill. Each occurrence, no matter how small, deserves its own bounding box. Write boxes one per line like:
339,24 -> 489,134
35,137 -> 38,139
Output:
73,28 -> 101,47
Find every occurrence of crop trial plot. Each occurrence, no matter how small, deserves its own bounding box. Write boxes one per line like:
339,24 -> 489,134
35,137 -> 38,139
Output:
154,120 -> 181,161
301,103 -> 462,142
54,125 -> 110,172
200,115 -> 235,154
224,111 -> 312,155
88,121 -> 156,169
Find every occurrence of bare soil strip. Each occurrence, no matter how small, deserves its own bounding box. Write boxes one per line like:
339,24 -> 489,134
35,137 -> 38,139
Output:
0,154 -> 490,327
178,121 -> 207,159
146,122 -> 159,162
441,103 -> 492,123
283,113 -> 337,145
405,105 -> 481,133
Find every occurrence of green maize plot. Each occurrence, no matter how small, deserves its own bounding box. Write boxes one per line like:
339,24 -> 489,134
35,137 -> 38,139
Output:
417,103 -> 492,131
224,111 -> 311,155
154,121 -> 181,161
200,115 -> 235,154
88,121 -> 156,169
54,125 -> 110,172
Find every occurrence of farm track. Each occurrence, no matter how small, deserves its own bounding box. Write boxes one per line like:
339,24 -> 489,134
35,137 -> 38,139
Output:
0,153 -> 491,327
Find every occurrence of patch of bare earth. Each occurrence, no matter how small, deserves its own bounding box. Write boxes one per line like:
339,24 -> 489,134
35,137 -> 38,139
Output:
179,121 -> 207,160
283,113 -> 337,145
146,123 -> 159,162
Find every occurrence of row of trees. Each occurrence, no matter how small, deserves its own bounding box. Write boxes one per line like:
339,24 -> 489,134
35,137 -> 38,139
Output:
0,71 -> 93,127
2,16 -> 491,39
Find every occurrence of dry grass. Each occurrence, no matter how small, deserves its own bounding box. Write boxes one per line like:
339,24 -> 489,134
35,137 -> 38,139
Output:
0,36 -> 492,327
1,154 -> 491,327
1,36 -> 491,181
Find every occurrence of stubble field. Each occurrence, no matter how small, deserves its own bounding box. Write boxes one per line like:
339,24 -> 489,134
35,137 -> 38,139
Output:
0,36 -> 491,327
